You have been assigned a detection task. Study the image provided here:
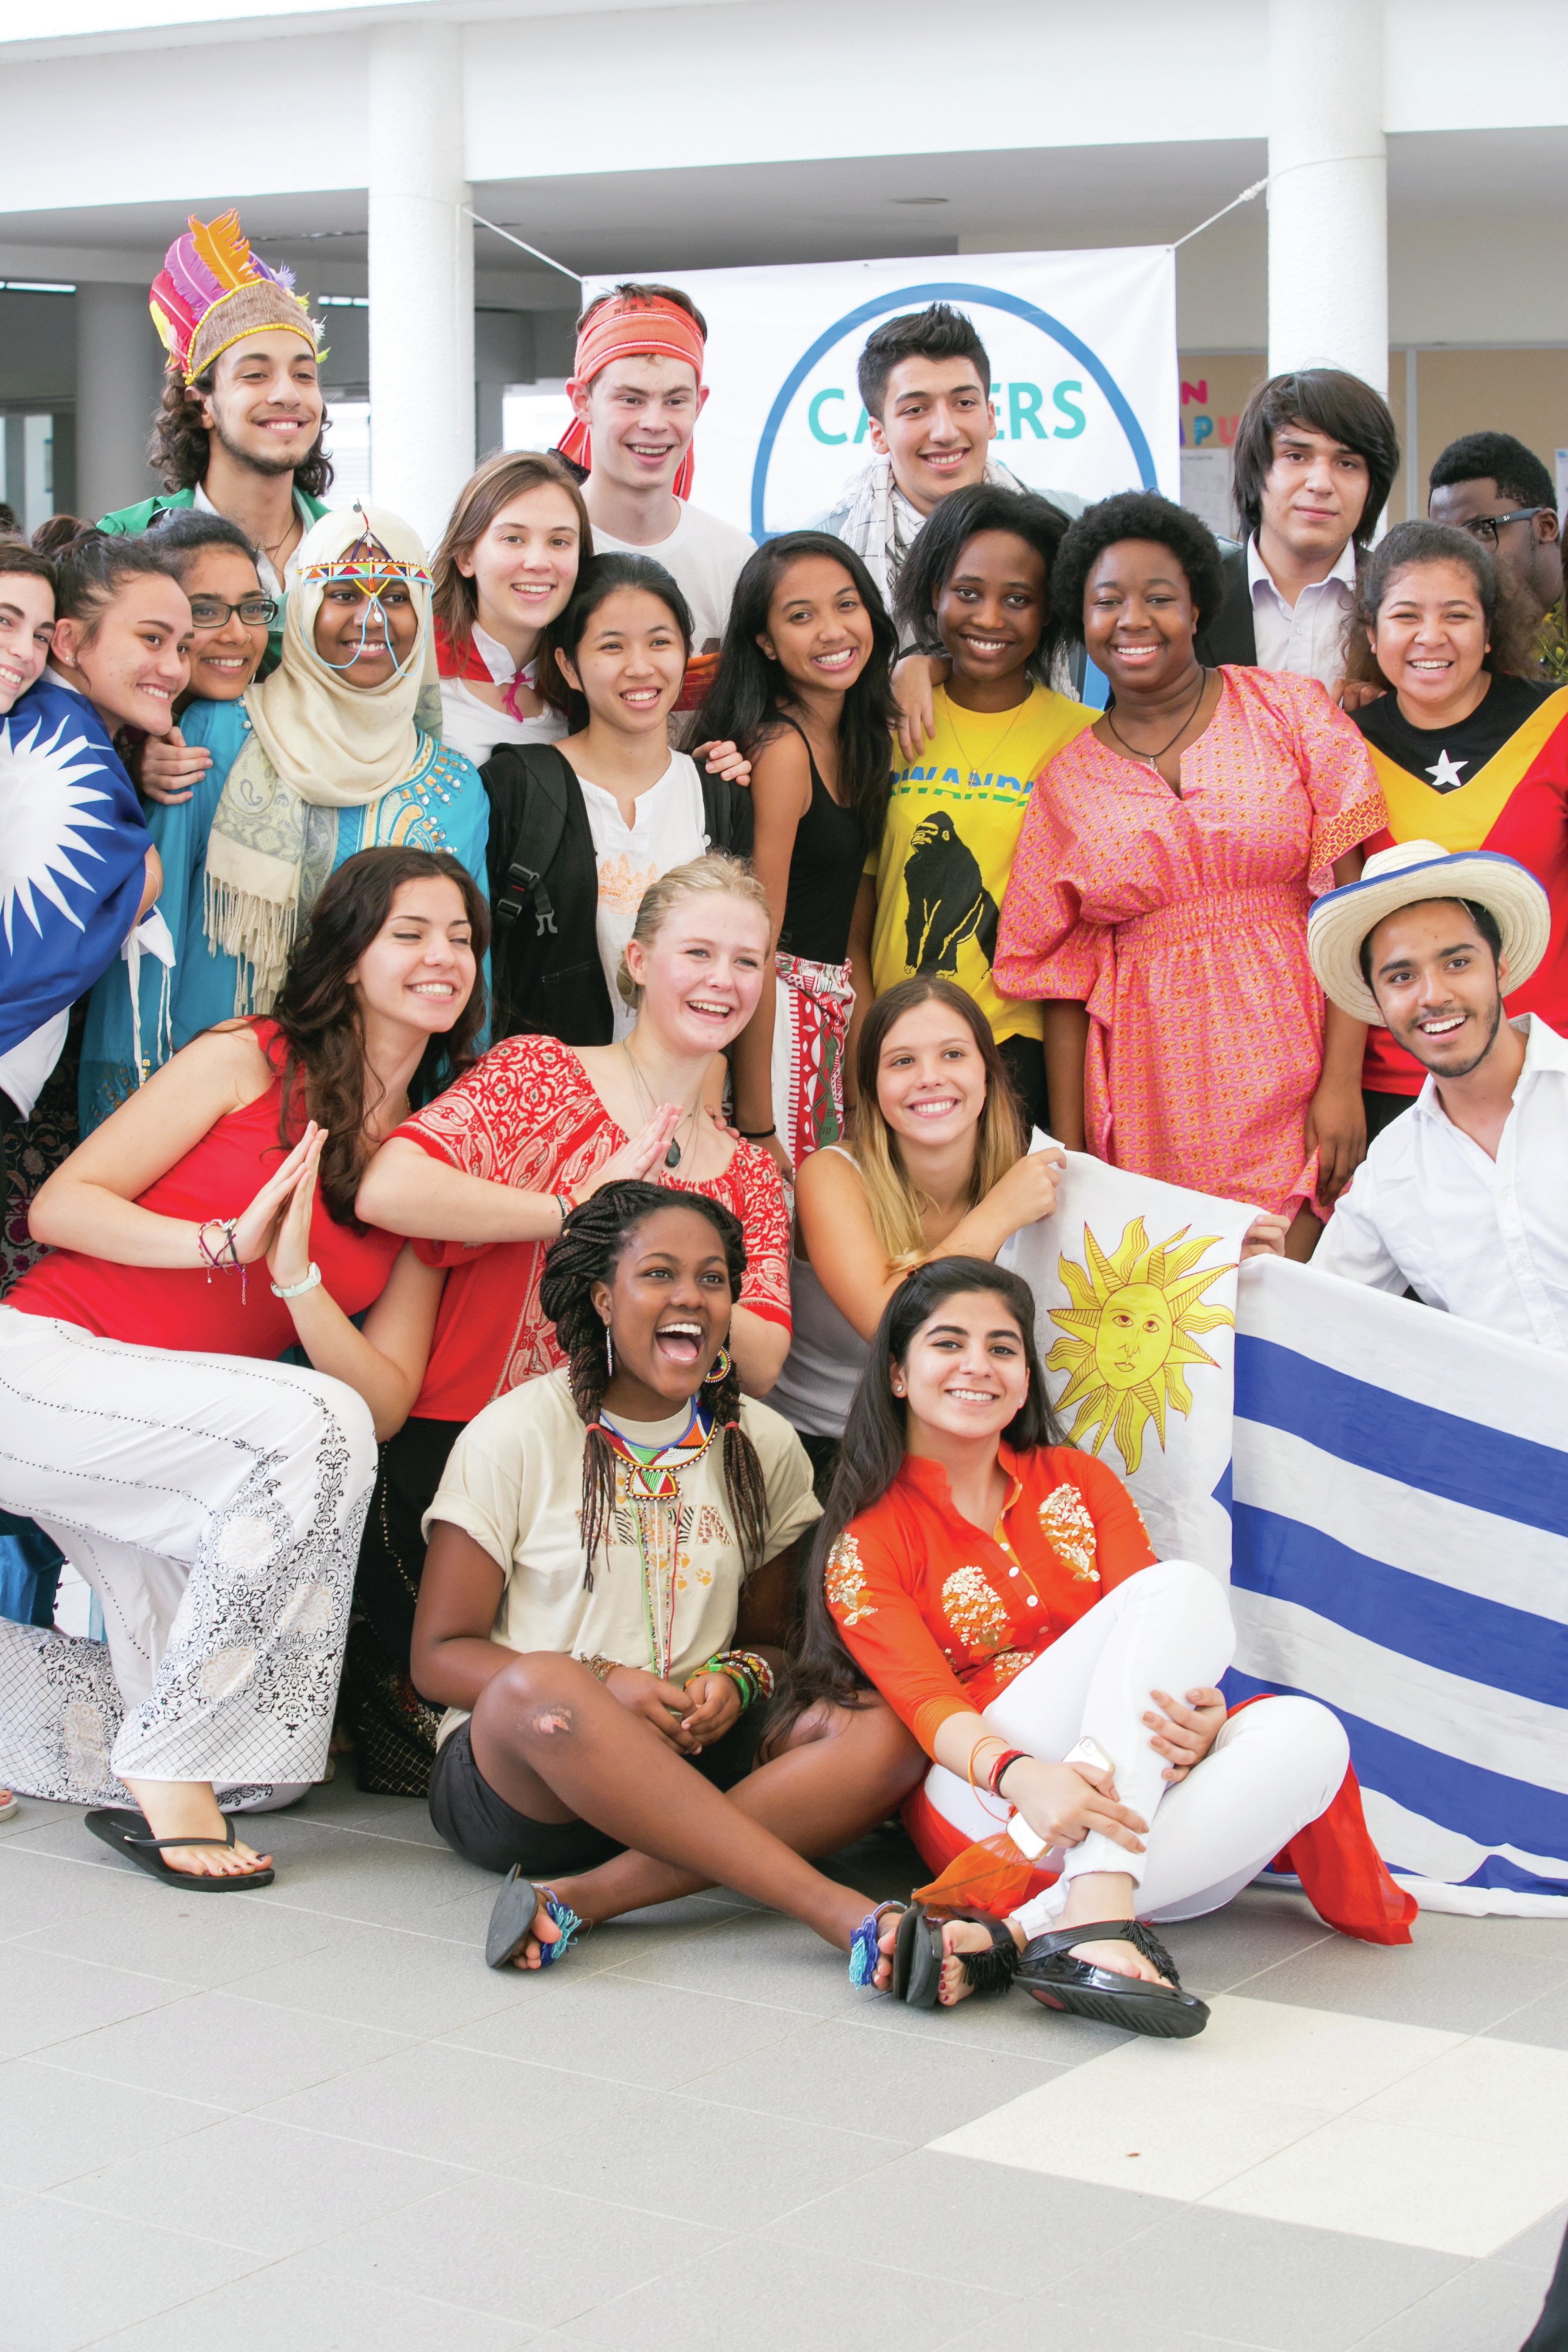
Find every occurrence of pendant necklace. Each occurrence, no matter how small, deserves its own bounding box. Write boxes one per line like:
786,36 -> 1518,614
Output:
1102,666 -> 1211,783
621,1040 -> 704,1174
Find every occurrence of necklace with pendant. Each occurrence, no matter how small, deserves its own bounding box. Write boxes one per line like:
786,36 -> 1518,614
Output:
621,1040 -> 704,1174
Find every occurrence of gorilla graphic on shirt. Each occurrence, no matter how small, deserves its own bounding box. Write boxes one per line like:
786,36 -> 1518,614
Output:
902,810 -> 1000,976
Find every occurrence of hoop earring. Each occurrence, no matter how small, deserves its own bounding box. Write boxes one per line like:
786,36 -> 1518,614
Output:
604,1328 -> 614,1377
704,1346 -> 732,1385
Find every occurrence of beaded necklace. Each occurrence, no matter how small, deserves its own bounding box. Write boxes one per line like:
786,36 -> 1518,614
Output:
596,1402 -> 716,1676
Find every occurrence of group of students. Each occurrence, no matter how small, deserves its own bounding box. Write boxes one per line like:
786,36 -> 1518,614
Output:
1,206 -> 1565,2039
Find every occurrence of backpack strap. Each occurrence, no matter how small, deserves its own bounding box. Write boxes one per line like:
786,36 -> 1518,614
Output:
492,746 -> 577,943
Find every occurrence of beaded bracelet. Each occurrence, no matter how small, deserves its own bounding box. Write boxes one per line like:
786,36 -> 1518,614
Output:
703,1648 -> 777,1710
574,1653 -> 618,1683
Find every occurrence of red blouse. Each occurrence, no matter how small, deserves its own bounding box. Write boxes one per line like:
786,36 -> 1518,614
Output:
395,1033 -> 793,1424
827,1442 -> 1158,1753
8,1023 -> 402,1355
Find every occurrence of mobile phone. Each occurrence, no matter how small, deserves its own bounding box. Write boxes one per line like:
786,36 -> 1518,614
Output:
1064,1734 -> 1115,1776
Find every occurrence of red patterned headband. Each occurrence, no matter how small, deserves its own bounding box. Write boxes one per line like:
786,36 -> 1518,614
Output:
557,294 -> 706,500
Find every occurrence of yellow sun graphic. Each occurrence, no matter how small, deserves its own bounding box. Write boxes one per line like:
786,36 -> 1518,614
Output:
1045,1218 -> 1236,1475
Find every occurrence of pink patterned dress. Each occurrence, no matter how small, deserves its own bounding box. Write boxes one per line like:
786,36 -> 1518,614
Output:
994,666 -> 1386,1211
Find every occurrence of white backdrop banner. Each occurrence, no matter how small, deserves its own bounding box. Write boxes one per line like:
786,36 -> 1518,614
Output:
581,246 -> 1178,542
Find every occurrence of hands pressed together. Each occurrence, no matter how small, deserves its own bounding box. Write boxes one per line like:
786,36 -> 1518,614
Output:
602,1662 -> 742,1755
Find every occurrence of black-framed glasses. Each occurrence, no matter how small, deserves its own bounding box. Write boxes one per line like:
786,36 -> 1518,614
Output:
1457,507 -> 1549,547
188,595 -> 280,629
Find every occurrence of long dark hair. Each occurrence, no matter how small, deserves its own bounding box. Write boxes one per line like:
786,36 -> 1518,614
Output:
147,363 -> 333,500
781,1257 -> 1062,1721
538,1181 -> 769,1587
42,524 -> 183,645
267,846 -> 489,1222
540,551 -> 694,725
693,532 -> 897,839
892,483 -> 1072,686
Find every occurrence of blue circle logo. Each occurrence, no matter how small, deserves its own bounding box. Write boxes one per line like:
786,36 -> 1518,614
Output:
750,279 -> 1159,541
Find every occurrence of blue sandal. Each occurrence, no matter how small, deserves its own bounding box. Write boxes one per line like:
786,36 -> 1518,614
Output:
848,1900 -> 907,1987
485,1866 -> 586,1972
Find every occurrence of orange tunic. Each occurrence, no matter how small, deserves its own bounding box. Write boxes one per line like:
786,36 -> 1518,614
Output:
825,1444 -> 1157,1755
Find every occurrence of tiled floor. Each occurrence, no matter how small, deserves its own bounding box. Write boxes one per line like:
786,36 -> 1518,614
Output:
1,1783 -> 1563,2352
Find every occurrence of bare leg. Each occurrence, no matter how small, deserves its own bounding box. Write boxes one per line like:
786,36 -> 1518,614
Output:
542,1695 -> 922,1934
122,1775 -> 272,1880
469,1655 -> 878,1958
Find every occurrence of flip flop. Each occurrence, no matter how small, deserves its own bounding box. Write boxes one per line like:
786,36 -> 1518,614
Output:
83,1807 -> 275,1891
1017,1918 -> 1208,2039
485,1867 -> 585,1972
893,1904 -> 1020,2008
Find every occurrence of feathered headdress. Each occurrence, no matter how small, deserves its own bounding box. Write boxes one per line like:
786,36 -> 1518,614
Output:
149,210 -> 324,385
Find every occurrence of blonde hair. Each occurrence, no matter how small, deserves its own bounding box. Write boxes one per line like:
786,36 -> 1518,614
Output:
616,853 -> 771,1013
847,977 -> 1025,1265
430,450 -> 591,663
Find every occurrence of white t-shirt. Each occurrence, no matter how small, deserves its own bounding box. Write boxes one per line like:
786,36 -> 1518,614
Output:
578,750 -> 708,1038
589,501 -> 755,651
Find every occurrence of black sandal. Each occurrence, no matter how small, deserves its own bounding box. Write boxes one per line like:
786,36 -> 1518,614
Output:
84,1806 -> 275,1891
892,1903 -> 1021,2009
1017,1918 -> 1208,2039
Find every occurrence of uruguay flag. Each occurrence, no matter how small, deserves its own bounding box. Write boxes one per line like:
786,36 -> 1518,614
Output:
0,674 -> 151,1060
1229,1254 -> 1568,1916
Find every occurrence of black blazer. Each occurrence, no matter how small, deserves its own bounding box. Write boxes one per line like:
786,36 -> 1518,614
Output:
481,743 -> 754,1047
1194,542 -> 1256,669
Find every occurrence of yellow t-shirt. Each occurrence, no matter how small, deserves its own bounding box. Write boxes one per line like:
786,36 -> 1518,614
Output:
868,682 -> 1096,1043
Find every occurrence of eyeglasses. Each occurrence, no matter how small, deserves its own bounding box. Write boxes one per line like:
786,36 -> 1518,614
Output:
187,596 -> 280,630
1456,507 -> 1550,547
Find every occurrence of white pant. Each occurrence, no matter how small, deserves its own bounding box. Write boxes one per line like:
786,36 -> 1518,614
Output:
921,1559 -> 1349,1939
0,1308 -> 376,1802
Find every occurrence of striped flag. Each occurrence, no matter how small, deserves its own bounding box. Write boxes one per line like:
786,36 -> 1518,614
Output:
1229,1254 -> 1568,1917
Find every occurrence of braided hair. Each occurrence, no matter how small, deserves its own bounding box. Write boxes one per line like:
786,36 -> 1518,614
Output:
537,1181 -> 771,1588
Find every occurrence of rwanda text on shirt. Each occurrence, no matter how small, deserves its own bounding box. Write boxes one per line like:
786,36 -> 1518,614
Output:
867,683 -> 1095,1045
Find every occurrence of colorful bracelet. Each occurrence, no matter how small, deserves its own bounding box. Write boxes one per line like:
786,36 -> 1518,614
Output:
574,1652 -> 618,1683
704,1648 -> 777,1710
196,1217 -> 246,1304
965,1733 -> 1011,1793
987,1748 -> 1029,1796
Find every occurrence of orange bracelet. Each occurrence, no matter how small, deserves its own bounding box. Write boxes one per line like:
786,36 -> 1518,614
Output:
965,1733 -> 1010,1793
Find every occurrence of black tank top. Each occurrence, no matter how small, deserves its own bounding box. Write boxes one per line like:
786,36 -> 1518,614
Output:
774,716 -> 867,965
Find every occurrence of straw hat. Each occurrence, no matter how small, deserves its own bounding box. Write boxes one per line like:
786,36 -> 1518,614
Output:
1307,840 -> 1550,1025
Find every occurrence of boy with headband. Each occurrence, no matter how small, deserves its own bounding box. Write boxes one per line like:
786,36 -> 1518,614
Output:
559,282 -> 753,710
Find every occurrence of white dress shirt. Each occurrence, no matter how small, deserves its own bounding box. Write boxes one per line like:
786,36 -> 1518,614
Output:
1246,534 -> 1358,688
1315,1015 -> 1568,1351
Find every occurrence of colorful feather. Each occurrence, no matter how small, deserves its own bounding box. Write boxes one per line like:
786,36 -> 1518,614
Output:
189,209 -> 260,296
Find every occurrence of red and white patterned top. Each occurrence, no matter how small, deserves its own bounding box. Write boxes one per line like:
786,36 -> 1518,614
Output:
397,1034 -> 792,1422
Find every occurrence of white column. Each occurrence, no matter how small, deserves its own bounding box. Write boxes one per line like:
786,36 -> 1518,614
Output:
75,283 -> 164,522
1266,0 -> 1388,396
366,20 -> 474,550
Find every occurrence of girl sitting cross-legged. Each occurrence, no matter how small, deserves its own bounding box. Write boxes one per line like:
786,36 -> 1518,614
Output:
786,1257 -> 1387,2036
411,1180 -> 925,1971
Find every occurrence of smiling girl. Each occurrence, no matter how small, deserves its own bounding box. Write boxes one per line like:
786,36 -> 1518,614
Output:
1346,519 -> 1568,1137
350,857 -> 794,1768
432,451 -> 589,768
788,1258 -> 1368,2032
413,1180 -> 921,1971
696,532 -> 896,1175
996,492 -> 1387,1259
0,846 -> 483,1887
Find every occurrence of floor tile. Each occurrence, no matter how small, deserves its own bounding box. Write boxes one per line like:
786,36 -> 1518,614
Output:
218,1919 -> 558,2037
1482,1979 -> 1568,2050
560,2231 -> 1012,2350
609,1906 -> 874,2019
42,1986 -> 412,2109
932,1994 -> 1460,2203
0,2193 -> 263,2352
687,2014 -> 1068,2143
761,2146 -> 1175,2290
0,1942 -> 189,2059
1350,2257 -> 1550,2349
1492,2200 -> 1568,2278
446,1972 -> 813,2090
1155,1889 -> 1337,1994
289,1781 -> 451,1846
79,2241 -> 530,2351
0,1847 -> 170,1940
332,2170 -> 724,2328
238,1831 -> 483,1932
1045,2204 -> 1463,2351
0,2056 -> 224,2192
60,2109 -> 468,2257
506,2086 -> 902,2229
942,2314 -> 1279,2352
15,1879 -> 343,1989
1239,1911 -> 1568,2034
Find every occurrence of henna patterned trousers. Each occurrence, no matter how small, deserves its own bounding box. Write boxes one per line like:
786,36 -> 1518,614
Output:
0,1308 -> 376,1806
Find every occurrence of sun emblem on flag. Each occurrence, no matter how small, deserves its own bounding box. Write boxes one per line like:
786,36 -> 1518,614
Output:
0,711 -> 118,945
1045,1219 -> 1235,1475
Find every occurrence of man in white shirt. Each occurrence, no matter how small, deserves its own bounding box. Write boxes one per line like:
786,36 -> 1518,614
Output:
560,282 -> 753,673
1197,368 -> 1400,693
1306,838 -> 1567,1348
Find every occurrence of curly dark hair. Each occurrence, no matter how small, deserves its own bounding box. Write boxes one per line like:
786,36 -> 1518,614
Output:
776,1255 -> 1062,1726
538,1181 -> 770,1590
1429,429 -> 1555,514
268,846 -> 489,1225
1051,491 -> 1226,646
147,363 -> 333,499
893,482 -> 1072,681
